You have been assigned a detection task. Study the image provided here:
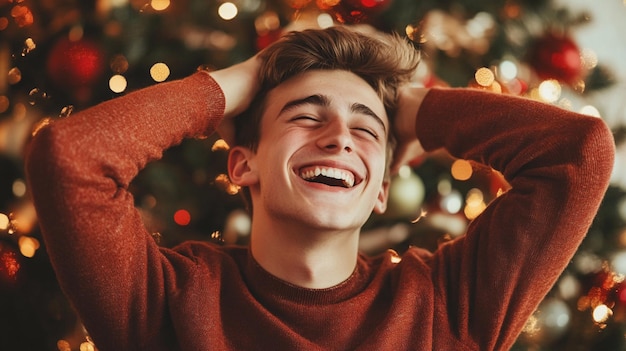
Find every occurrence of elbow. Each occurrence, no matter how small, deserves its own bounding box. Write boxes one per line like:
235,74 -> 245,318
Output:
591,118 -> 615,180
25,121 -> 73,191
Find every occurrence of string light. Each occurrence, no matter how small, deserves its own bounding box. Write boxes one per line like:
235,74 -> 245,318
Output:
451,159 -> 472,181
12,179 -> 26,197
537,79 -> 561,103
109,74 -> 128,93
18,236 -> 40,258
150,62 -> 170,82
255,11 -> 280,35
57,340 -> 71,351
218,2 -> 238,20
464,188 -> 486,220
59,105 -> 74,118
174,209 -> 191,226
7,67 -> 22,85
211,139 -> 230,151
0,213 -> 9,231
592,304 -> 612,324
317,13 -> 334,28
215,174 -> 240,195
151,0 -> 170,11
498,60 -> 518,81
22,37 -> 36,56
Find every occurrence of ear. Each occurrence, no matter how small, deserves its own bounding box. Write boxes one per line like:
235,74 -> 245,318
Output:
228,146 -> 259,187
373,179 -> 390,214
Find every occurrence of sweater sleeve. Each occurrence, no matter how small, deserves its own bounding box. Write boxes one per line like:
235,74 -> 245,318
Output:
418,88 -> 615,350
24,72 -> 225,350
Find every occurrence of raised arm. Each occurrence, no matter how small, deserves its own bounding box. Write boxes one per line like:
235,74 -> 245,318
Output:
398,87 -> 614,350
25,57 -> 260,349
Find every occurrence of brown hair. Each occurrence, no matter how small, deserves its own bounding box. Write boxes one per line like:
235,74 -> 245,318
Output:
233,26 -> 420,210
234,26 -> 420,150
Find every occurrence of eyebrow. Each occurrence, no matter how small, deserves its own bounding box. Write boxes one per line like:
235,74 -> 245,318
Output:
279,94 -> 387,133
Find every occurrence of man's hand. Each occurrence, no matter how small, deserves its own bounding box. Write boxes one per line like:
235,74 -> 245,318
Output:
208,54 -> 262,145
390,85 -> 430,174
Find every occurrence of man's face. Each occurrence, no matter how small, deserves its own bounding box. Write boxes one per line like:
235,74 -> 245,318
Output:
238,69 -> 390,232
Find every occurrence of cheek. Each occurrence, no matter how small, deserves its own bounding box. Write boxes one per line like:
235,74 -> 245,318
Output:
360,143 -> 388,172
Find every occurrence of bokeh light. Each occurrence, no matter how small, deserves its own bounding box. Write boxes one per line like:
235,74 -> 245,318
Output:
218,2 -> 238,20
451,159 -> 472,181
475,67 -> 495,87
498,60 -> 518,81
174,209 -> 191,226
0,213 -> 9,230
150,62 -> 170,82
151,0 -> 170,11
109,74 -> 128,93
538,79 -> 562,103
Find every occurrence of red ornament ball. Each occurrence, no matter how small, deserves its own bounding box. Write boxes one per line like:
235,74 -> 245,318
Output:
327,0 -> 392,24
256,29 -> 283,51
349,0 -> 392,13
528,34 -> 582,84
46,37 -> 106,91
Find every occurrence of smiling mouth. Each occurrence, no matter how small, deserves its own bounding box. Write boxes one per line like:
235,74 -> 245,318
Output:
299,166 -> 356,188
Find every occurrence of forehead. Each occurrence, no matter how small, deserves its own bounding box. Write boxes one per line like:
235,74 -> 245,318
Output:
263,70 -> 388,124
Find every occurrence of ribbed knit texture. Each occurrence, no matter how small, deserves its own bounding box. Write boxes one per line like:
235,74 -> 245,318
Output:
25,72 -> 614,351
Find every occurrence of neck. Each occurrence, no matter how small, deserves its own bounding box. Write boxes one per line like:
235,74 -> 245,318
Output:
250,217 -> 360,289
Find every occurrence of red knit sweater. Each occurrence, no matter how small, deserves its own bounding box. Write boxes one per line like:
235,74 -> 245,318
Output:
25,72 -> 614,351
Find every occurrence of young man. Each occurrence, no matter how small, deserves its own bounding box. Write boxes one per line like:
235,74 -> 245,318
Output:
26,27 -> 614,350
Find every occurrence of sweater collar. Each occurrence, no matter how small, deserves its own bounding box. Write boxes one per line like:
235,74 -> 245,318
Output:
243,247 -> 375,305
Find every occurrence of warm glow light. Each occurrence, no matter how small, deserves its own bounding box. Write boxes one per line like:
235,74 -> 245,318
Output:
580,105 -> 601,117
57,340 -> 71,351
254,11 -> 280,34
211,139 -> 230,151
174,209 -> 191,226
150,63 -> 170,82
451,159 -> 473,181
441,190 -> 463,214
215,174 -> 240,195
464,188 -> 486,220
12,179 -> 26,197
475,67 -> 495,87
0,17 -> 9,31
59,105 -> 74,118
390,252 -> 402,263
0,96 -> 9,113
18,236 -> 40,258
317,13 -> 334,28
7,67 -> 22,85
592,304 -> 612,323
151,0 -> 170,11
23,37 -> 36,55
109,74 -> 127,93
538,80 -> 561,103
110,54 -> 129,74
317,0 -> 341,10
498,60 -> 517,81
0,213 -> 9,230
218,2 -> 238,20
80,341 -> 96,351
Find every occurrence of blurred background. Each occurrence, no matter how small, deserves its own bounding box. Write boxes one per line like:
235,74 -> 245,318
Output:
1,0 -> 625,350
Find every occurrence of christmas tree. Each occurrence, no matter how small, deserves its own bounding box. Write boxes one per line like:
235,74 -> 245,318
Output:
1,0 -> 625,350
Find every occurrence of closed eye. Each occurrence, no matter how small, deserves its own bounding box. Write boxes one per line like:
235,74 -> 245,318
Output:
290,115 -> 321,124
353,127 -> 379,140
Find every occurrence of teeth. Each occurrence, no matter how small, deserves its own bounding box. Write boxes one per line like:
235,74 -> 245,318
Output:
300,166 -> 355,188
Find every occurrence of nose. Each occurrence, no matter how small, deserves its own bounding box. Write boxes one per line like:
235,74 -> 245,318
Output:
316,120 -> 354,153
